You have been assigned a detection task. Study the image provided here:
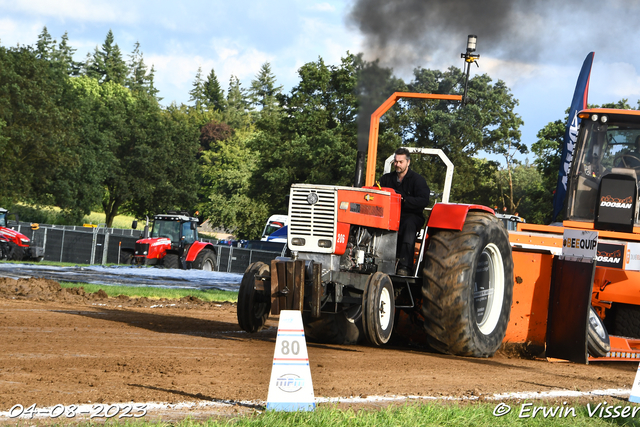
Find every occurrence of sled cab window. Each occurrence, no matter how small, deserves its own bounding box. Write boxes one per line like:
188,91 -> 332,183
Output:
568,116 -> 640,224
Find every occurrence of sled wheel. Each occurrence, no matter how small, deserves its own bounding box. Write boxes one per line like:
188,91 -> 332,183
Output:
587,306 -> 610,357
237,262 -> 271,333
422,211 -> 514,357
303,306 -> 363,345
362,272 -> 395,346
612,303 -> 640,338
163,253 -> 180,269
193,249 -> 216,271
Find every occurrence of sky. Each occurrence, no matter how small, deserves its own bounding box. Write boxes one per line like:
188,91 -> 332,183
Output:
1,0 -> 640,162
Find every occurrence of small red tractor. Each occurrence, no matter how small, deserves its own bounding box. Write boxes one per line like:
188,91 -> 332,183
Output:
132,211 -> 218,270
237,93 -> 515,358
0,207 -> 44,262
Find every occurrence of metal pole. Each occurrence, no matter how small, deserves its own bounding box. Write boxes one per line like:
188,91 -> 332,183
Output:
102,231 -> 110,265
90,228 -> 97,265
60,229 -> 65,262
227,246 -> 233,273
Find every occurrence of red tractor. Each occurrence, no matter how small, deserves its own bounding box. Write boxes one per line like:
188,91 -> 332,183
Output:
237,93 -> 515,358
132,211 -> 218,270
0,208 -> 45,261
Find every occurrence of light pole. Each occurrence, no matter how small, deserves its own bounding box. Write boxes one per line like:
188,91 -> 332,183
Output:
461,34 -> 480,106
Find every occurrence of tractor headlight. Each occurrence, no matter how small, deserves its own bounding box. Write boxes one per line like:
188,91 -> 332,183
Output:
591,114 -> 599,122
291,238 -> 306,246
600,115 -> 608,123
20,238 -> 29,243
318,239 -> 332,248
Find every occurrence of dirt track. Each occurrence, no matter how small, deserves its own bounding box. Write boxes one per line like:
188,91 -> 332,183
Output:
0,277 -> 637,421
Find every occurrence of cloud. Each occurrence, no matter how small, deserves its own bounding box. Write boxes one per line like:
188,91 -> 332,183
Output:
589,61 -> 640,104
308,2 -> 336,12
0,18 -> 45,47
0,0 -> 138,24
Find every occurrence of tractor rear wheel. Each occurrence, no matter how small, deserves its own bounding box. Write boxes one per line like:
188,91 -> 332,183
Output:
237,262 -> 271,333
422,211 -> 514,357
362,272 -> 395,346
587,306 -> 610,357
163,253 -> 180,269
193,249 -> 216,271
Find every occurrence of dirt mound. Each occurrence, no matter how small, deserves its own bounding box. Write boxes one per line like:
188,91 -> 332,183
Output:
0,277 -> 224,309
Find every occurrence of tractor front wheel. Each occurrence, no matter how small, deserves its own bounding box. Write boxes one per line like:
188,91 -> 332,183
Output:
163,253 -> 180,269
362,272 -> 395,346
587,306 -> 610,357
422,211 -> 514,357
237,262 -> 271,333
8,244 -> 25,261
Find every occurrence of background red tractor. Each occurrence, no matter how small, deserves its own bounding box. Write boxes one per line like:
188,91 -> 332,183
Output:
132,211 -> 217,270
0,208 -> 44,262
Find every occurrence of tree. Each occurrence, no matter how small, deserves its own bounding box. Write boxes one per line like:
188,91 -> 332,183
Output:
35,27 -> 55,60
225,75 -> 252,128
249,62 -> 283,113
127,41 -> 159,99
0,45 -> 87,215
248,54 -> 364,211
52,32 -> 80,76
71,77 -> 199,226
87,30 -> 127,84
200,130 -> 269,239
189,67 -> 205,109
203,68 -> 225,111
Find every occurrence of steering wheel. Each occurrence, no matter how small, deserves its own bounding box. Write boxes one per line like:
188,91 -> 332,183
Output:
614,152 -> 640,169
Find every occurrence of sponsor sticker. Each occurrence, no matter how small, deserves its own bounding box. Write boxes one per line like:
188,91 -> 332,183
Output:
625,242 -> 640,272
562,229 -> 598,259
596,242 -> 625,269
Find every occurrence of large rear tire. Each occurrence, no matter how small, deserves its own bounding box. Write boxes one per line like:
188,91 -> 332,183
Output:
362,272 -> 395,346
422,211 -> 514,357
237,262 -> 271,333
587,306 -> 610,357
192,249 -> 216,271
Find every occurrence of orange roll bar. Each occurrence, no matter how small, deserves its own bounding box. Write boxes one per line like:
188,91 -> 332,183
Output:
365,92 -> 463,187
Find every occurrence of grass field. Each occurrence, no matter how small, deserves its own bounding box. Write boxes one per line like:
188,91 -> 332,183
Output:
59,281 -> 238,302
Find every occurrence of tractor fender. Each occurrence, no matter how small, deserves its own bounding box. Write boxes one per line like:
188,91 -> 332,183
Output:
185,241 -> 216,262
426,203 -> 495,231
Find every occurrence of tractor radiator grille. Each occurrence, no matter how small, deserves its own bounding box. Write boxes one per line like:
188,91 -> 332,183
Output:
289,187 -> 336,238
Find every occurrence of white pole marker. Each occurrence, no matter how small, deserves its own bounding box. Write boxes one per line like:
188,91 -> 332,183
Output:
266,310 -> 315,411
630,363 -> 640,403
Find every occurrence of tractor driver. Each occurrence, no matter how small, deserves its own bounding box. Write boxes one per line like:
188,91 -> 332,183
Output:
380,148 -> 430,276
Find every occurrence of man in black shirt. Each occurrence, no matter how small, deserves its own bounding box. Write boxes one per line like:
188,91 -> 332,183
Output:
379,148 -> 430,276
